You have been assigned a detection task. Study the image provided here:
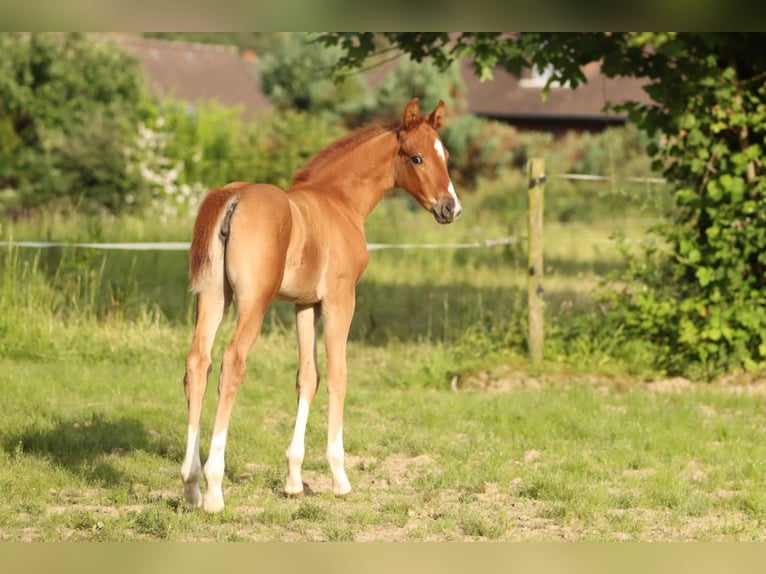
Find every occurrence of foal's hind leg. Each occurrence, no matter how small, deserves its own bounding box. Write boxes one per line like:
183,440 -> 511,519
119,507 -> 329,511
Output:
202,295 -> 269,512
285,303 -> 321,496
181,289 -> 228,509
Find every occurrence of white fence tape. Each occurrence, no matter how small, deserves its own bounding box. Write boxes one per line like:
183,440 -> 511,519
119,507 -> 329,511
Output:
368,237 -> 517,251
556,173 -> 667,184
0,237 -> 517,252
0,241 -> 191,251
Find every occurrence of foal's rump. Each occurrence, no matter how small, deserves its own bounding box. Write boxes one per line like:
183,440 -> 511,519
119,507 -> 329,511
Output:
188,182 -> 291,297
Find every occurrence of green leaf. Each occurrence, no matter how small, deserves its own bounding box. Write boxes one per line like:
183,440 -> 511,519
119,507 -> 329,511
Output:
696,266 -> 715,287
706,327 -> 722,341
679,113 -> 697,130
706,180 -> 723,201
688,248 -> 702,264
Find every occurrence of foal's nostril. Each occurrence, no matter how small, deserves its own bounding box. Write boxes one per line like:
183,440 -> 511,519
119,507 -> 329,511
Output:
441,200 -> 458,220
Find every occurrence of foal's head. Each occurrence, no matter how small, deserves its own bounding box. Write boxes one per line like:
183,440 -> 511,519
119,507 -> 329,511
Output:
395,98 -> 462,224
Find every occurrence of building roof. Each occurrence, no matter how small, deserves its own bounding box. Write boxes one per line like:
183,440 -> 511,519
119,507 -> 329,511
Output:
109,35 -> 653,130
461,60 -> 653,122
111,34 -> 270,118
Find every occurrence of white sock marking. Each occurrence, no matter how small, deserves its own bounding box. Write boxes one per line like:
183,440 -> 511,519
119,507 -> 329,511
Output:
327,429 -> 351,495
287,397 -> 311,459
205,428 -> 228,483
285,397 -> 311,494
181,425 -> 201,480
203,428 -> 228,512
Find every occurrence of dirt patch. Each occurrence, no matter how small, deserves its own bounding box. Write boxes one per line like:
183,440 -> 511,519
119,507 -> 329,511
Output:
379,453 -> 438,487
454,363 -> 766,396
645,377 -> 694,393
455,365 -> 542,393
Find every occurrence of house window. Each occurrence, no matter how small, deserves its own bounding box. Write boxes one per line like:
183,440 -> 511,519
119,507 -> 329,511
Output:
519,64 -> 569,89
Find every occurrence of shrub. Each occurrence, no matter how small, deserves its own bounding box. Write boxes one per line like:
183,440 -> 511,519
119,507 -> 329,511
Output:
607,58 -> 766,379
132,99 -> 346,218
0,33 -> 146,214
440,114 -> 517,188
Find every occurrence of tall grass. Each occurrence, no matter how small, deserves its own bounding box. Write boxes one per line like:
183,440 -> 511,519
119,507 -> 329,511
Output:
0,171 -> 671,377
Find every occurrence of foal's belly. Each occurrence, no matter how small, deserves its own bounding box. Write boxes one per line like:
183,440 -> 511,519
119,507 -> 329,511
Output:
277,266 -> 324,305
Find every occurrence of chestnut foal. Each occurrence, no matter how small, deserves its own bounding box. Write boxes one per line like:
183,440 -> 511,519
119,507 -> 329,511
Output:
180,98 -> 461,511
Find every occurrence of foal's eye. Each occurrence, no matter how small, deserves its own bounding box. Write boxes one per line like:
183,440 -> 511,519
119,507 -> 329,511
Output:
411,155 -> 423,165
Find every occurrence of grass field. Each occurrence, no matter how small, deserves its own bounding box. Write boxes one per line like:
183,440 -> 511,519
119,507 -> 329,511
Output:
2,176 -> 765,541
2,344 -> 766,541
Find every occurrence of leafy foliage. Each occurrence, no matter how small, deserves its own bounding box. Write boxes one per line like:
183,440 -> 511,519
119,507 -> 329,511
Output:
132,98 -> 346,218
440,114 -> 517,187
611,35 -> 766,377
0,33 -> 146,214
257,34 -> 517,188
322,32 -> 766,378
257,33 -> 369,124
365,55 -> 466,123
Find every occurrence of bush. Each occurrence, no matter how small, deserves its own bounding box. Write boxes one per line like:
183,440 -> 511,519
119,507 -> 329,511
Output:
131,98 -> 347,219
47,111 -> 142,214
0,33 -> 146,214
444,115 -> 518,188
606,63 -> 766,379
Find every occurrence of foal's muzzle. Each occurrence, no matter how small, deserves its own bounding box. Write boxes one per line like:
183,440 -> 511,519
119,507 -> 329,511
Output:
431,197 -> 462,224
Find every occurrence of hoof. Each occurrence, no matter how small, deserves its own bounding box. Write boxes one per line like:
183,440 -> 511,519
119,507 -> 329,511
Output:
183,489 -> 202,511
333,483 -> 352,497
183,500 -> 202,512
203,492 -> 225,513
284,481 -> 314,498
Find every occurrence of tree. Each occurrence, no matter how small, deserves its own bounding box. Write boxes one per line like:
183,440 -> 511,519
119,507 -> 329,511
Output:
257,33 -> 369,124
321,33 -> 766,377
0,33 -> 146,213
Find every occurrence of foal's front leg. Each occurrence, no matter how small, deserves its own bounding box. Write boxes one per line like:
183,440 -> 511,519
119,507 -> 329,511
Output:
322,295 -> 355,496
285,303 -> 320,496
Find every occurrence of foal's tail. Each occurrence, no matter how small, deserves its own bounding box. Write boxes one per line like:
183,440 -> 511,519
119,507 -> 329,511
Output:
188,183 -> 247,294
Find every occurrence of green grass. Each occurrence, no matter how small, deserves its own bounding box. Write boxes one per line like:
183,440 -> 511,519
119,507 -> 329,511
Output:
2,349 -> 766,541
2,175 -> 765,540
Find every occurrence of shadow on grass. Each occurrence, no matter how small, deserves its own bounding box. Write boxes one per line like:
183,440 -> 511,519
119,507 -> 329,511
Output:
2,413 -> 174,486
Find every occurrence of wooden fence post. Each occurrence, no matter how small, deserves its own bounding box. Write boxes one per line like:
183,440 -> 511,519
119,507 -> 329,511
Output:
527,158 -> 545,365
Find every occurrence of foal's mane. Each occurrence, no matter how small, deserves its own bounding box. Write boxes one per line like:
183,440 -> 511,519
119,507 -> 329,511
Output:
291,123 -> 396,186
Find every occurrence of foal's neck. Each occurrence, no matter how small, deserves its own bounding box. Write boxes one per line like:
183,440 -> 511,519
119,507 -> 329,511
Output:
290,128 -> 399,222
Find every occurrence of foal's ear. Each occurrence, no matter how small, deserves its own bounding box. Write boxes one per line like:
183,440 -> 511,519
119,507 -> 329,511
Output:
401,97 -> 421,130
428,100 -> 446,131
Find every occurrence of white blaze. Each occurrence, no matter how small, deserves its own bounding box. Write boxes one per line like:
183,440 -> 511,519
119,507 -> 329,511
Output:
435,138 -> 462,215
434,138 -> 447,162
